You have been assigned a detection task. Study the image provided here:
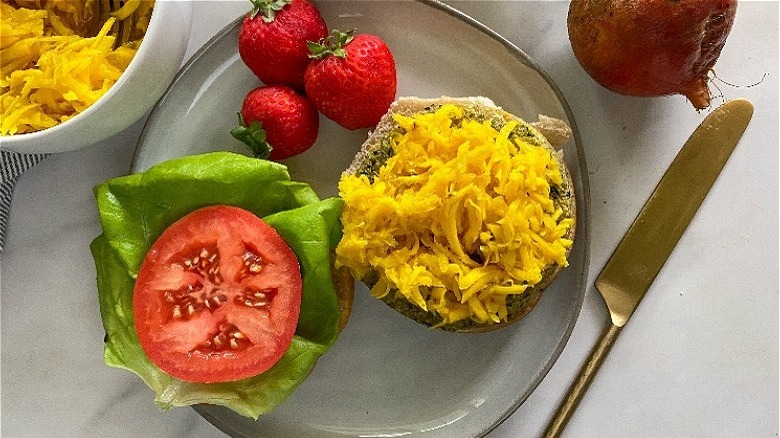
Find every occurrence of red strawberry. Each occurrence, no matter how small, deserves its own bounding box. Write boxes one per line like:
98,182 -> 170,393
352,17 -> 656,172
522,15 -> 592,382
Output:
304,30 -> 397,130
238,0 -> 328,88
230,85 -> 319,160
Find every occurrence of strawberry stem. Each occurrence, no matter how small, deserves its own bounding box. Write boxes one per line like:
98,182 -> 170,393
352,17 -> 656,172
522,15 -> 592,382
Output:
308,29 -> 356,59
248,0 -> 291,22
230,113 -> 273,159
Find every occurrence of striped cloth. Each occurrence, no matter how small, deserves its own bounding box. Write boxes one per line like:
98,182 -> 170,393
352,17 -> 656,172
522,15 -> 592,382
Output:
0,150 -> 48,252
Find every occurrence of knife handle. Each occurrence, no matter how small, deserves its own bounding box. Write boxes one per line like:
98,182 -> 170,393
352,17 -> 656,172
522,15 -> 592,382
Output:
543,322 -> 623,438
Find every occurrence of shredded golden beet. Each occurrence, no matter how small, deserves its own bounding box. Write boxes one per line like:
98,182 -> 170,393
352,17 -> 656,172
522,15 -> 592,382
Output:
337,104 -> 574,326
0,0 -> 151,135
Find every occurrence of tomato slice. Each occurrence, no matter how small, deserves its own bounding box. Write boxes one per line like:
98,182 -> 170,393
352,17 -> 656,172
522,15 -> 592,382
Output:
133,205 -> 302,383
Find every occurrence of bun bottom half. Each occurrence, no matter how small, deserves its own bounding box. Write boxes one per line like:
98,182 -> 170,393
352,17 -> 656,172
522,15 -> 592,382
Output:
340,96 -> 576,333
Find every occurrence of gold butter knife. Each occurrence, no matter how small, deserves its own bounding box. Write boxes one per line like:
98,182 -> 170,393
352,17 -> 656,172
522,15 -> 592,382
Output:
543,98 -> 755,437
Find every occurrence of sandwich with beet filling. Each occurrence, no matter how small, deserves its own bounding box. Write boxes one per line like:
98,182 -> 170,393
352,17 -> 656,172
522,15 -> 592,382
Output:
336,96 -> 576,332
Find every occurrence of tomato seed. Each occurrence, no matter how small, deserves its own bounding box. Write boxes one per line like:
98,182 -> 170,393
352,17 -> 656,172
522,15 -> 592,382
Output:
241,250 -> 265,274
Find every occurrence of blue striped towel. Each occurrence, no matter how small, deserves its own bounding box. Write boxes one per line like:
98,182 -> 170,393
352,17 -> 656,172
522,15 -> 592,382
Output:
0,150 -> 48,253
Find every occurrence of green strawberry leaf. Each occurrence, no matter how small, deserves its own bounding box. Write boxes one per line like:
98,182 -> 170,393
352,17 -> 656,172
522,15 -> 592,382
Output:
248,0 -> 292,22
230,112 -> 273,159
307,29 -> 356,59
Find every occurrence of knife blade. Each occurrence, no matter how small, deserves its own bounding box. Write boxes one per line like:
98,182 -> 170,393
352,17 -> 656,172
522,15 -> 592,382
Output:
543,98 -> 754,438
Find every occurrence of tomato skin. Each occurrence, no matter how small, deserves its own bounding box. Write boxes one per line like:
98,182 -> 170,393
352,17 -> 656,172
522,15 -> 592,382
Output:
133,205 -> 302,383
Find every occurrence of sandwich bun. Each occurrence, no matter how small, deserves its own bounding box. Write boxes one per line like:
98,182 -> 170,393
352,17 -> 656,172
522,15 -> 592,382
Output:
337,96 -> 576,332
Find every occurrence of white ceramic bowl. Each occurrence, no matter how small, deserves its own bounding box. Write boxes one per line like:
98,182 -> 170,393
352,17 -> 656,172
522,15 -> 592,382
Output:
0,1 -> 193,154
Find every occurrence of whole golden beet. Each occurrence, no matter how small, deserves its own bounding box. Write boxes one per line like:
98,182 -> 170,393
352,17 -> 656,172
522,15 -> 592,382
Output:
568,0 -> 737,109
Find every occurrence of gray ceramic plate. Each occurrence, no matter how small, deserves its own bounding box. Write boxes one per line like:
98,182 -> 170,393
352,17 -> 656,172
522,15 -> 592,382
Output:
133,1 -> 591,436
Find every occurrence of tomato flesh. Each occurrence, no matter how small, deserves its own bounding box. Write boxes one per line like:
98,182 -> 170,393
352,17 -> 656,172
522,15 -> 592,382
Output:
133,205 -> 302,383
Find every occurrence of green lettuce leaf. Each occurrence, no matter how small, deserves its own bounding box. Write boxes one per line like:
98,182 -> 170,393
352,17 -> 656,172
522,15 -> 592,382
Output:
92,152 -> 345,419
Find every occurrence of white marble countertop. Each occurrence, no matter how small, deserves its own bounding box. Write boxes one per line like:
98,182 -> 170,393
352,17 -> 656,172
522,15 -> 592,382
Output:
2,1 -> 777,437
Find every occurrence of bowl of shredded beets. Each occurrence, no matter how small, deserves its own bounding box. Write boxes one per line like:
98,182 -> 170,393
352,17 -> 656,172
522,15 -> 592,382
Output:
0,0 -> 192,153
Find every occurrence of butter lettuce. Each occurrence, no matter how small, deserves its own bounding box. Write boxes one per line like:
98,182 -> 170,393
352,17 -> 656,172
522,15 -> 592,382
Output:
91,152 -> 345,419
